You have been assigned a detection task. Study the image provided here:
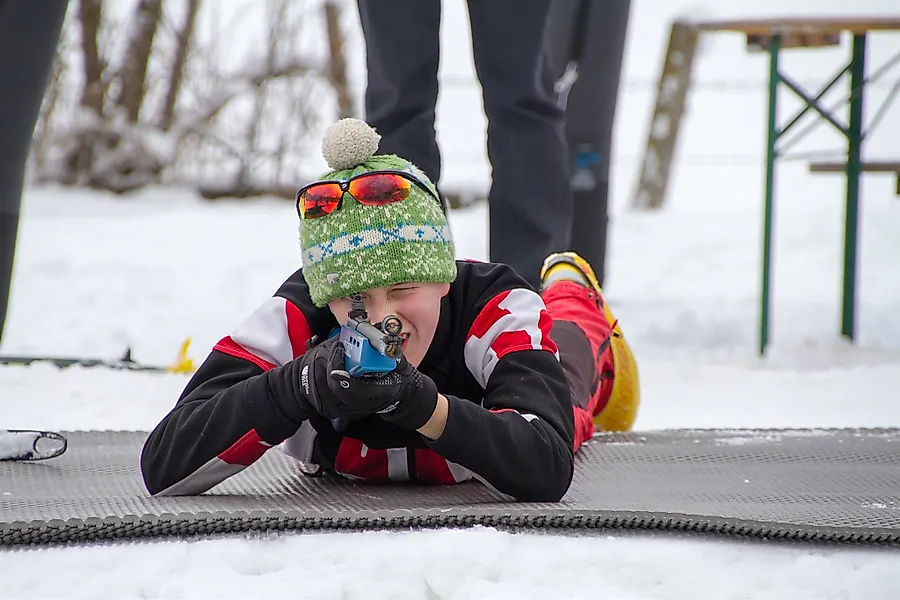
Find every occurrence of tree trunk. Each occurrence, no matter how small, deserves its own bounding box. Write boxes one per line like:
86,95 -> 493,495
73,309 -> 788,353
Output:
60,0 -> 105,185
323,0 -> 354,118
159,0 -> 200,131
78,0 -> 105,114
114,0 -> 163,123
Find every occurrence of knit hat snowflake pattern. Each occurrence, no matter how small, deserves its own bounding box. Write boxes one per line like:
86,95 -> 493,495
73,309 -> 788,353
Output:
299,118 -> 457,307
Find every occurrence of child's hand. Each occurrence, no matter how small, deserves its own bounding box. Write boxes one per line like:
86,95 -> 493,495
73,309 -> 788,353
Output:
294,337 -> 354,421
327,355 -> 438,431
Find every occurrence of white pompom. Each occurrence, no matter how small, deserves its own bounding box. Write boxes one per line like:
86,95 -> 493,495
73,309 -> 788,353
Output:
321,118 -> 381,171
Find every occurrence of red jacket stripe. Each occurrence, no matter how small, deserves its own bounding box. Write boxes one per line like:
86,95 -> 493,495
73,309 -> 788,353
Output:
217,429 -> 271,466
466,289 -> 512,341
415,449 -> 458,484
537,308 -> 559,355
213,336 -> 277,371
464,288 -> 559,388
334,438 -> 390,480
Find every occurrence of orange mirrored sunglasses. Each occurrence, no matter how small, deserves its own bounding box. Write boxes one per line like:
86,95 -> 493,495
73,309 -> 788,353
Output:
295,170 -> 441,220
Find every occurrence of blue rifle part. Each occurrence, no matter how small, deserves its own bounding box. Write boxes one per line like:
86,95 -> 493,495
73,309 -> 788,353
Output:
327,293 -> 404,432
329,292 -> 404,377
338,319 -> 401,377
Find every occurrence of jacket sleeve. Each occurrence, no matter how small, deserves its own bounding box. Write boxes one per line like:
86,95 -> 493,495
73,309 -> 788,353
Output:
426,287 -> 576,502
140,295 -> 315,496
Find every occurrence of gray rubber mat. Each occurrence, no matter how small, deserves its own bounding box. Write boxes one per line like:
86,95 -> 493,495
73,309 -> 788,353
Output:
2,429 -> 899,547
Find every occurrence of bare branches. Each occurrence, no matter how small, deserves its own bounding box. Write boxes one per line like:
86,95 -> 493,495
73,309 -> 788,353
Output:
28,0 -> 353,200
169,55 -> 318,139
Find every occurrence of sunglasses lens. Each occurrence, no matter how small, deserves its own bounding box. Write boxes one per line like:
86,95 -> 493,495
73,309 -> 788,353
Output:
299,184 -> 342,219
349,173 -> 411,206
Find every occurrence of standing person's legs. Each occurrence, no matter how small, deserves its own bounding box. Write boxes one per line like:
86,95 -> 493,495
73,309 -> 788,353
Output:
466,0 -> 572,290
0,0 -> 69,343
545,0 -> 631,287
356,0 -> 442,186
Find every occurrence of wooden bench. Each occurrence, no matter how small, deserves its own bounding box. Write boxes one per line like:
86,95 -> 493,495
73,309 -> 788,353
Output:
809,161 -> 900,195
664,15 -> 900,354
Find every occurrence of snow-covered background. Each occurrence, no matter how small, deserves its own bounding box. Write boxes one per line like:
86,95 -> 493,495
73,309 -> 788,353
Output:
2,0 -> 900,598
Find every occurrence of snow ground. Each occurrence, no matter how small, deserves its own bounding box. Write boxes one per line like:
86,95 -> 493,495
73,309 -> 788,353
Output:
1,180 -> 898,599
2,0 -> 900,598
3,528 -> 900,600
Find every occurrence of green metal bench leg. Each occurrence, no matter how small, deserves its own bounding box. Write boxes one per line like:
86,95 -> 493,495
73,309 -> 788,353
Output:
760,36 -> 781,356
842,33 -> 867,341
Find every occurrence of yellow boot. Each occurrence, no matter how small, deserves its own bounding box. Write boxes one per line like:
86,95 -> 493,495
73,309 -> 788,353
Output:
540,252 -> 640,431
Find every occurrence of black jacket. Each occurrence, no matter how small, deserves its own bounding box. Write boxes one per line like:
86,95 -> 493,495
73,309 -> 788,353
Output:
140,260 -> 576,501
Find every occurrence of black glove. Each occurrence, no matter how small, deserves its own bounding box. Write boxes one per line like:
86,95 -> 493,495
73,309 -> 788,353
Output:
293,336 -> 350,421
327,352 -> 439,431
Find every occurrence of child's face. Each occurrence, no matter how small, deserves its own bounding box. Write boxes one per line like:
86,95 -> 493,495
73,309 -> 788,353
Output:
327,282 -> 451,367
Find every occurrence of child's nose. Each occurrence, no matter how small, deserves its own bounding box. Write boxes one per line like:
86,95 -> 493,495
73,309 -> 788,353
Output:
367,307 -> 392,327
368,301 -> 391,325
366,301 -> 400,330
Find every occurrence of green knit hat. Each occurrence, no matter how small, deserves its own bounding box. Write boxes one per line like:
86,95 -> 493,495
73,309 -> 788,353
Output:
299,118 -> 457,307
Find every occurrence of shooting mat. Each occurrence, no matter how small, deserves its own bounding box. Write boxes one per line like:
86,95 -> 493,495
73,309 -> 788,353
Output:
2,429 -> 899,547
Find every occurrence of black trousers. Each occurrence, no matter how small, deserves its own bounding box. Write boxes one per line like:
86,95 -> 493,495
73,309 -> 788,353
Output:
357,0 -> 572,290
545,0 -> 631,287
0,0 -> 69,342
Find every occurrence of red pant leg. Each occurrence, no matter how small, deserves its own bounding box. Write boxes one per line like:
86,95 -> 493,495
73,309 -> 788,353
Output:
542,281 -> 616,451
